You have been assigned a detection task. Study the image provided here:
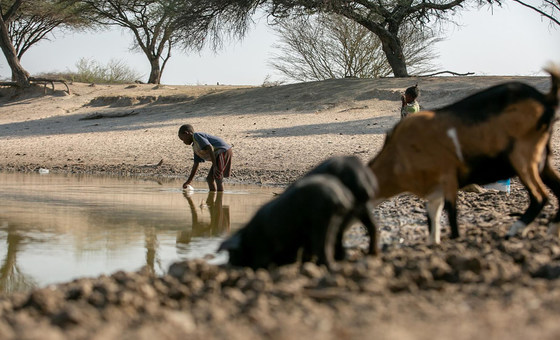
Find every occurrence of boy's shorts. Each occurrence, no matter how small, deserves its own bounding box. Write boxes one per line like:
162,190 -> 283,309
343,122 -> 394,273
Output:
212,148 -> 232,181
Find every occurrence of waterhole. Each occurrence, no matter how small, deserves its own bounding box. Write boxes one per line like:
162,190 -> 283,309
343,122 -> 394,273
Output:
0,172 -> 278,294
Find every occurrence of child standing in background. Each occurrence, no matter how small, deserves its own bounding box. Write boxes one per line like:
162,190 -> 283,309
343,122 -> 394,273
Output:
401,84 -> 420,119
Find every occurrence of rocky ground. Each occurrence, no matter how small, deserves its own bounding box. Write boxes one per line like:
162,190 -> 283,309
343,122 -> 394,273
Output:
1,179 -> 560,340
2,78 -> 560,339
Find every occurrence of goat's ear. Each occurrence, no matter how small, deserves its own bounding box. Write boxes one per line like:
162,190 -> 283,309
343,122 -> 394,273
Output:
218,233 -> 242,252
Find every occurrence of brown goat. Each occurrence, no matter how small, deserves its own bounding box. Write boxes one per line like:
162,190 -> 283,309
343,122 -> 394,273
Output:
368,67 -> 560,243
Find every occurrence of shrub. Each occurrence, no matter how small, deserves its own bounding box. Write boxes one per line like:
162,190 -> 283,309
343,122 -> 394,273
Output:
35,58 -> 143,84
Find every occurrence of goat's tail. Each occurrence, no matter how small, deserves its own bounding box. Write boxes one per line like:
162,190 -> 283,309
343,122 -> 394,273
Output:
545,64 -> 560,106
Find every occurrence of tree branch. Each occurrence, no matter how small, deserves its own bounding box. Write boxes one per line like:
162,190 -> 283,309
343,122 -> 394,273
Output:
3,0 -> 23,22
512,0 -> 560,26
419,70 -> 475,77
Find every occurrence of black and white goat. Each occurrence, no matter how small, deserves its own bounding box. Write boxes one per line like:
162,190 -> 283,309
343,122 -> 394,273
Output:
368,67 -> 560,243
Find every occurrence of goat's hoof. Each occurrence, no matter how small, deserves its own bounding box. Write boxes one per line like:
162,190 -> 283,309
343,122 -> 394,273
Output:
505,221 -> 526,239
427,239 -> 441,246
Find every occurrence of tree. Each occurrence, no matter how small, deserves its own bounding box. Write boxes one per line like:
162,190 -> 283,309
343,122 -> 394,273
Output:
0,0 -> 30,87
512,0 -> 559,26
7,0 -> 90,62
176,0 -> 480,77
270,14 -> 441,81
73,0 -> 185,84
0,0 -> 91,87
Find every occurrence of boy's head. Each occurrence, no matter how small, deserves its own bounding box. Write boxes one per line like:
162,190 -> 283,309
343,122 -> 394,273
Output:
404,84 -> 419,103
178,124 -> 194,145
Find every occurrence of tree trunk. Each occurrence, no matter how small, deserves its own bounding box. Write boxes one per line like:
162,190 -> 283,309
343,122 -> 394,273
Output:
148,57 -> 161,84
0,13 -> 30,87
0,227 -> 23,289
378,31 -> 409,77
347,14 -> 409,78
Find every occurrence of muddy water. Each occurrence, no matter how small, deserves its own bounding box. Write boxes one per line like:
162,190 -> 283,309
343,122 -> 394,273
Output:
0,172 -> 278,294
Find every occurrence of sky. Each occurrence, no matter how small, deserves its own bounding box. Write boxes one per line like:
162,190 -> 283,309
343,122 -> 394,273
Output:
0,1 -> 559,85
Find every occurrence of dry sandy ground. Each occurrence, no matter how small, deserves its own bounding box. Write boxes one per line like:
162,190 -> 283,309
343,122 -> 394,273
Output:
1,76 -> 560,339
1,76 -> 557,184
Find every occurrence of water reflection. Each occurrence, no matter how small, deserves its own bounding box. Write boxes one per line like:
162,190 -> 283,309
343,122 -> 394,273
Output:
0,222 -> 37,294
0,172 -> 276,295
144,227 -> 160,274
178,191 -> 231,245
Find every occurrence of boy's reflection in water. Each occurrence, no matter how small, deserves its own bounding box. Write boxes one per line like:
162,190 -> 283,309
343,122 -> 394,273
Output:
177,191 -> 231,245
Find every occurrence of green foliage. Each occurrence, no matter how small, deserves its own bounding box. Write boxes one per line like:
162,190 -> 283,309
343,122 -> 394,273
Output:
37,58 -> 143,84
176,0 -> 475,77
75,0 -> 186,84
7,0 -> 95,59
73,58 -> 142,84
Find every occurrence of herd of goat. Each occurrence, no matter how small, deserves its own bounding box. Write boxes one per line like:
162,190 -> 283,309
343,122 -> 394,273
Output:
218,67 -> 560,270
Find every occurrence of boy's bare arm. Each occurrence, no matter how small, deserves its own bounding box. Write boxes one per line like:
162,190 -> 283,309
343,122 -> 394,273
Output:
184,161 -> 200,188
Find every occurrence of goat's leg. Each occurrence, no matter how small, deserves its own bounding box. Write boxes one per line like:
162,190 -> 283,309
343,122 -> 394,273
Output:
358,202 -> 379,256
445,198 -> 459,239
541,158 -> 560,236
506,161 -> 548,237
443,178 -> 460,239
426,194 -> 444,245
317,214 -> 345,270
332,213 -> 354,260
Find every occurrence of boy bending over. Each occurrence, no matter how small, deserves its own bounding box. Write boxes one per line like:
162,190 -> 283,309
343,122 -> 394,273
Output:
178,124 -> 232,192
